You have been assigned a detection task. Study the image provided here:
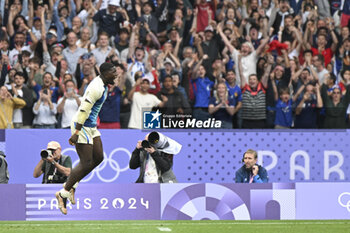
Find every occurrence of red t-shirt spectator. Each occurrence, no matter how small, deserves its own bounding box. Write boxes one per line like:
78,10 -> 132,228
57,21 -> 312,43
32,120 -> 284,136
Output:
311,47 -> 333,67
196,3 -> 215,32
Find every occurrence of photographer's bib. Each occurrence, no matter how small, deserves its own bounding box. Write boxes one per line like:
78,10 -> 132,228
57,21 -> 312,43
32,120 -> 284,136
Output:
144,154 -> 159,183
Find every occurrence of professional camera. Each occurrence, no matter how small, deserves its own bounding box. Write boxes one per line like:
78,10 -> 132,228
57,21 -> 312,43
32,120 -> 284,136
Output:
40,149 -> 52,159
47,174 -> 65,183
141,140 -> 151,148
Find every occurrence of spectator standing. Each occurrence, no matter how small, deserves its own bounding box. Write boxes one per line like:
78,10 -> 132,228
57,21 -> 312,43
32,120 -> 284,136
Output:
11,72 -> 35,128
0,86 -> 26,129
208,81 -> 235,129
62,31 -> 88,74
32,88 -> 57,128
57,80 -> 81,129
128,77 -> 167,129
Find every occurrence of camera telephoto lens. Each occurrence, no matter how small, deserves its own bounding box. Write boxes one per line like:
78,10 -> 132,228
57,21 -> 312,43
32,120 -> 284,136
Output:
141,140 -> 151,148
40,150 -> 52,159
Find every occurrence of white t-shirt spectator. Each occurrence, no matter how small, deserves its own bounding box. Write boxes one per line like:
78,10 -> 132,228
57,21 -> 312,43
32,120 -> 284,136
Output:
231,49 -> 257,85
128,92 -> 161,129
57,96 -> 81,128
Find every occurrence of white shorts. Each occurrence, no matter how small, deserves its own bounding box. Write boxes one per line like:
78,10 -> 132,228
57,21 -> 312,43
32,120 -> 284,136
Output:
70,122 -> 101,145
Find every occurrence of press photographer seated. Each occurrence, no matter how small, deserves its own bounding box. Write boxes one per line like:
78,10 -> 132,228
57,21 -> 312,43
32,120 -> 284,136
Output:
129,131 -> 181,183
235,149 -> 268,183
33,141 -> 72,184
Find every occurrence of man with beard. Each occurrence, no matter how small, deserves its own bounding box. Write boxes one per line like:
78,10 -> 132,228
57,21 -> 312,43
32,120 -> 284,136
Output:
235,149 -> 268,183
55,62 -> 121,215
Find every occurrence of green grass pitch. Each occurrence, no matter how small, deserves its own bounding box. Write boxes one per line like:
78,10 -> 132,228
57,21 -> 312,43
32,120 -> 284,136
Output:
0,220 -> 349,233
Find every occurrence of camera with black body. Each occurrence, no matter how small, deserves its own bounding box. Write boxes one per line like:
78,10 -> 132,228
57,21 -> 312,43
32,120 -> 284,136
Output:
47,174 -> 65,183
40,149 -> 52,159
141,140 -> 151,149
141,131 -> 161,149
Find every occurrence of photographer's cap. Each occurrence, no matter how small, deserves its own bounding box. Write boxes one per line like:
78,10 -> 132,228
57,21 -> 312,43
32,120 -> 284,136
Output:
0,151 -> 5,157
47,141 -> 61,150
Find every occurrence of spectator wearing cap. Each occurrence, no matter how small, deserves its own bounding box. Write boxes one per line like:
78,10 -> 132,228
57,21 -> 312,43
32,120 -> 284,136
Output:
62,31 -> 88,74
128,77 -> 168,129
0,151 -> 9,184
93,0 -> 126,38
91,31 -> 117,66
42,26 -> 63,77
167,26 -> 181,50
46,29 -> 59,48
53,0 -> 77,41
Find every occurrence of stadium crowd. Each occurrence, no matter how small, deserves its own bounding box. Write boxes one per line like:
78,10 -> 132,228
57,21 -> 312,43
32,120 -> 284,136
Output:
0,0 -> 349,129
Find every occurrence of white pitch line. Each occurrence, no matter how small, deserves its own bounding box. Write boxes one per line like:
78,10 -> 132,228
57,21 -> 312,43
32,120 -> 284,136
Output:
157,227 -> 172,232
1,221 -> 349,227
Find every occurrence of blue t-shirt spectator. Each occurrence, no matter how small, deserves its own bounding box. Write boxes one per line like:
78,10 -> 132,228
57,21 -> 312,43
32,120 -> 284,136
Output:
191,77 -> 214,108
209,97 -> 236,123
274,99 -> 293,127
99,87 -> 121,123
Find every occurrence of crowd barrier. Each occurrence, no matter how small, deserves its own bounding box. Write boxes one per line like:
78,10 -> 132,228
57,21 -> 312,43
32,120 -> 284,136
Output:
3,129 -> 350,183
0,183 -> 349,221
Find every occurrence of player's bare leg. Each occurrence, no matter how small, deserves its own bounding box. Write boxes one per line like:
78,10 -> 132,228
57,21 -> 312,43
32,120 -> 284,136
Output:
56,137 -> 103,214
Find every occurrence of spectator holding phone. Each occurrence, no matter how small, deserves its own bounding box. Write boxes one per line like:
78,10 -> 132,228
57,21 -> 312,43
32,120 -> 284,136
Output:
235,149 -> 268,183
57,80 -> 81,129
32,88 -> 57,128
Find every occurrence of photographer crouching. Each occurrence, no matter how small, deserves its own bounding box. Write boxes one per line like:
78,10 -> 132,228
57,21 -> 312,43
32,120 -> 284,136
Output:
129,131 -> 182,183
33,141 -> 72,184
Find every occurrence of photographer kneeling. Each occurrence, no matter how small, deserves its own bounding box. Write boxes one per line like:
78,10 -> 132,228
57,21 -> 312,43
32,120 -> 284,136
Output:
33,141 -> 72,184
129,132 -> 181,183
